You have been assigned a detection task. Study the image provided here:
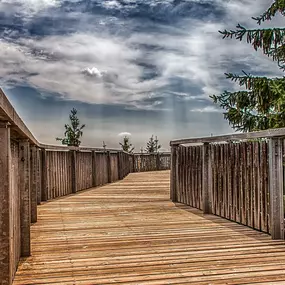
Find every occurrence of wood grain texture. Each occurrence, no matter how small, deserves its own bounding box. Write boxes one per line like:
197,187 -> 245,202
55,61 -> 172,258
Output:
12,170 -> 285,285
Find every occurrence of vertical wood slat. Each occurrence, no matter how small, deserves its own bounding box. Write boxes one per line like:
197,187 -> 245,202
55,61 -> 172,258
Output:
30,146 -> 37,223
253,142 -> 260,230
107,151 -> 112,183
224,144 -> 229,219
71,150 -> 77,194
41,149 -> 48,201
19,140 -> 31,257
92,151 -> 97,187
212,145 -> 217,215
36,148 -> 41,205
10,141 -> 21,281
181,147 -> 185,204
170,146 -> 177,202
0,123 -> 12,285
268,138 -> 284,239
202,143 -> 211,214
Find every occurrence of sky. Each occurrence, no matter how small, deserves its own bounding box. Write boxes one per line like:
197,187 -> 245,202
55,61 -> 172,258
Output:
0,0 -> 283,151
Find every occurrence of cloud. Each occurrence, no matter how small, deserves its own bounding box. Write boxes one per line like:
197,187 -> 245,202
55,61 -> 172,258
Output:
190,106 -> 221,113
0,0 -> 283,111
118,132 -> 132,137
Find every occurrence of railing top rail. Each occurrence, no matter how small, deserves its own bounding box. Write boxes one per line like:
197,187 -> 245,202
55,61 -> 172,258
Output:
0,88 -> 38,144
41,144 -> 122,152
170,128 -> 285,146
133,152 -> 171,155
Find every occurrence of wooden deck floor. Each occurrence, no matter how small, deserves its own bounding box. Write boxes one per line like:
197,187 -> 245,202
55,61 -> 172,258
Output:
13,171 -> 285,285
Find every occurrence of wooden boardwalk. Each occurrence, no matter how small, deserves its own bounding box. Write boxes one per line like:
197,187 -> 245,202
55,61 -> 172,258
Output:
13,171 -> 285,285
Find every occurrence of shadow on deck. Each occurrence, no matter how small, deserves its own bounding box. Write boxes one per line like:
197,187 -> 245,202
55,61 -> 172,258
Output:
13,171 -> 285,285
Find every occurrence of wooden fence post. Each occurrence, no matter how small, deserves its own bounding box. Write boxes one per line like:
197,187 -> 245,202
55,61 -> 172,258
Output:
19,140 -> 31,257
30,146 -> 38,223
170,146 -> 177,202
117,152 -> 122,180
132,154 -> 136,173
268,138 -> 284,240
0,122 -> 12,285
202,143 -> 212,214
156,153 -> 160,171
71,150 -> 77,193
92,151 -> 97,187
41,149 -> 48,201
36,148 -> 41,205
107,151 -> 112,183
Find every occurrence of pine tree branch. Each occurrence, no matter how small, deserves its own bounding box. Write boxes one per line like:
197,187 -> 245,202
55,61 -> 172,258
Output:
219,25 -> 285,55
252,0 -> 285,24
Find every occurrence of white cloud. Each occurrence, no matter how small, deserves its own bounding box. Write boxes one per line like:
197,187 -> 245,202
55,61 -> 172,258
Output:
0,0 -> 283,109
190,106 -> 221,113
118,132 -> 132,137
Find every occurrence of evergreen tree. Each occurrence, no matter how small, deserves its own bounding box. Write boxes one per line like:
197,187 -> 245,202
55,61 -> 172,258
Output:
56,108 -> 85,146
102,141 -> 107,150
119,136 -> 135,153
211,1 -> 285,132
145,135 -> 161,153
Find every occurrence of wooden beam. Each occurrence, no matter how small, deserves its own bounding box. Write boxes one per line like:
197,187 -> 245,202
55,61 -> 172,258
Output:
19,140 -> 31,257
156,153 -> 160,171
39,143 -> 120,152
36,148 -> 41,205
202,143 -> 211,214
170,128 -> 285,146
268,138 -> 284,240
170,146 -> 177,202
132,154 -> 136,173
117,152 -> 122,180
41,149 -> 48,201
0,122 -> 12,285
92,151 -> 97,187
30,146 -> 38,223
107,151 -> 112,183
0,89 -> 38,145
71,150 -> 77,194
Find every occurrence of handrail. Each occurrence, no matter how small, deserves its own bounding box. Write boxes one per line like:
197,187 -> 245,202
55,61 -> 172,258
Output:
170,128 -> 285,146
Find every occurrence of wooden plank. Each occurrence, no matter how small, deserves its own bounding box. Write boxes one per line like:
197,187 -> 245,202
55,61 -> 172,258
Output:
246,143 -> 252,228
30,146 -> 37,223
202,143 -> 210,214
253,142 -> 260,230
71,150 -> 77,194
13,170 -> 285,285
268,138 -> 284,239
211,145 -> 217,215
41,149 -> 48,201
92,151 -> 97,186
217,145 -> 222,216
260,142 -> 267,232
240,143 -> 246,225
235,143 -> 241,224
19,140 -> 31,257
185,147 -> 190,206
0,123 -> 12,285
36,148 -> 41,205
176,147 -> 180,203
182,147 -> 186,205
228,143 -> 233,220
107,151 -> 112,183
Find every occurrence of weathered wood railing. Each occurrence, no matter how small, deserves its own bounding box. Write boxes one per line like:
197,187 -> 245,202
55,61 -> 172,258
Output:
132,152 -> 171,172
170,130 -> 285,240
0,89 -> 168,285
